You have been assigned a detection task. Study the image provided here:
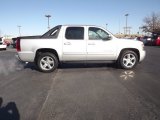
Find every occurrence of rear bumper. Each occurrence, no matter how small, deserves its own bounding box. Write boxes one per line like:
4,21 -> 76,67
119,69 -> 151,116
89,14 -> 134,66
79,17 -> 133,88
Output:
16,52 -> 35,62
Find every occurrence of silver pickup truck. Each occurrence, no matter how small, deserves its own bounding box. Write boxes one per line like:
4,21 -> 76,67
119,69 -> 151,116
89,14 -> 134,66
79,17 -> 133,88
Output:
16,25 -> 146,72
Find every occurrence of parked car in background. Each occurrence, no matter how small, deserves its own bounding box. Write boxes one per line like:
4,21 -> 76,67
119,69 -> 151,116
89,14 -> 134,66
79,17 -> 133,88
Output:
139,36 -> 156,46
156,35 -> 160,46
143,36 -> 152,45
0,37 -> 7,50
135,36 -> 147,45
3,39 -> 12,46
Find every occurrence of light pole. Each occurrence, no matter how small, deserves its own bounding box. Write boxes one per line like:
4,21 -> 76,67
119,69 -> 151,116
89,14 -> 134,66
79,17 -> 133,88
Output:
106,23 -> 108,30
45,15 -> 51,30
125,14 -> 129,35
17,25 -> 21,36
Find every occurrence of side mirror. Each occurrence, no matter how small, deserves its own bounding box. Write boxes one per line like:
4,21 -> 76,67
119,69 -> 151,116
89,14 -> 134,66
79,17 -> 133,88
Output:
107,35 -> 112,40
103,35 -> 112,41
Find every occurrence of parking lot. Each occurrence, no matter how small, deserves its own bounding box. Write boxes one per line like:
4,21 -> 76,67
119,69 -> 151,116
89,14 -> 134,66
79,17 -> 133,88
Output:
0,46 -> 160,120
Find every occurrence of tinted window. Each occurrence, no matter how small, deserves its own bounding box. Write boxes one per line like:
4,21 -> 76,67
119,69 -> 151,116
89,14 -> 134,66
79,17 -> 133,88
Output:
89,27 -> 109,40
65,27 -> 84,40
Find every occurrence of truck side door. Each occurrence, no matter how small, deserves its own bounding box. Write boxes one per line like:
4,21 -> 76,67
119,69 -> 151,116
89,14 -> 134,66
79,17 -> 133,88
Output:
87,27 -> 116,61
62,26 -> 87,61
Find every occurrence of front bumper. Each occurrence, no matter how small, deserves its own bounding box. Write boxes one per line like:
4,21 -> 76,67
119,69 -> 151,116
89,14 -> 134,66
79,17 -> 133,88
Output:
139,50 -> 146,62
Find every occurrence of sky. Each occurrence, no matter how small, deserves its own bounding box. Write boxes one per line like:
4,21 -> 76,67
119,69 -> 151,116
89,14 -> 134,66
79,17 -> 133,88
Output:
0,0 -> 160,37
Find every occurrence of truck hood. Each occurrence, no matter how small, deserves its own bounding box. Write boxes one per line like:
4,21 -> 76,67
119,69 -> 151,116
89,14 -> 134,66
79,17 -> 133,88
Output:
113,38 -> 144,49
117,38 -> 143,44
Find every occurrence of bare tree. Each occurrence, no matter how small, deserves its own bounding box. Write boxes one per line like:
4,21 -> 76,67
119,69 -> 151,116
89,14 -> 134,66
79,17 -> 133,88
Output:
142,12 -> 160,34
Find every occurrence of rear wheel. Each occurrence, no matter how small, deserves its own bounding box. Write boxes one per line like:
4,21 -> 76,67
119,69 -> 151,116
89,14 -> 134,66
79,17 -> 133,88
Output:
37,52 -> 58,73
118,50 -> 138,69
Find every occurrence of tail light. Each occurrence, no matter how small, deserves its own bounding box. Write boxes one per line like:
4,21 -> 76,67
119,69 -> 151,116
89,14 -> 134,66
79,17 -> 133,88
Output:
16,38 -> 21,51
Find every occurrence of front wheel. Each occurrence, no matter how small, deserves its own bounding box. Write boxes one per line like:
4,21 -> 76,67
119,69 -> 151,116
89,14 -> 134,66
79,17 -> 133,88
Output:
37,52 -> 58,73
118,50 -> 138,69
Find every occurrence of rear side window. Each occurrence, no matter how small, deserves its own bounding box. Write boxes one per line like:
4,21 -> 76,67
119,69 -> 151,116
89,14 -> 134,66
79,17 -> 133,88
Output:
65,27 -> 84,40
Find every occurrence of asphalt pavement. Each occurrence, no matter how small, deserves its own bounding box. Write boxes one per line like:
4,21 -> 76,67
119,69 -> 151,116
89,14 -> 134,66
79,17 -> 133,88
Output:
0,46 -> 160,120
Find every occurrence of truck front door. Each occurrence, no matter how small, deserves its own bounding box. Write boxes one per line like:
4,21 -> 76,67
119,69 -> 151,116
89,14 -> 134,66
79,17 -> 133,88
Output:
87,27 -> 116,61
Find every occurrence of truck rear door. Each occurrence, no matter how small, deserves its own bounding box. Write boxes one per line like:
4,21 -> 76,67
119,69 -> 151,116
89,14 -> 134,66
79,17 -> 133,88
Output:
62,26 -> 87,61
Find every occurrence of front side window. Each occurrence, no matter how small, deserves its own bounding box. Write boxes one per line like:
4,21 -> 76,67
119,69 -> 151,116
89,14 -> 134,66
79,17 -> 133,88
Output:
65,27 -> 84,40
89,27 -> 110,40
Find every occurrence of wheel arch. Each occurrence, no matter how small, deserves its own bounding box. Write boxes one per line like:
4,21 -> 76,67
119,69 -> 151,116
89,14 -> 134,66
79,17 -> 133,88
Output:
118,48 -> 140,62
34,48 -> 59,63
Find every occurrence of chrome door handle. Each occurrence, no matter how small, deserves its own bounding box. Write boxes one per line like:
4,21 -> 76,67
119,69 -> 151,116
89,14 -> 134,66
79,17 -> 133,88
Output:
64,42 -> 71,45
88,43 -> 95,45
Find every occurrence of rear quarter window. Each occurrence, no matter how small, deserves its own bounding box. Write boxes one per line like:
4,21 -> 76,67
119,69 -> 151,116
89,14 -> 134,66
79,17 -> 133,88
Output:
41,25 -> 61,38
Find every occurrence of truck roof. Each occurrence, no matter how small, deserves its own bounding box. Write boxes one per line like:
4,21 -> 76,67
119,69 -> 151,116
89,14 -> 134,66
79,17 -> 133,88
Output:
61,24 -> 101,27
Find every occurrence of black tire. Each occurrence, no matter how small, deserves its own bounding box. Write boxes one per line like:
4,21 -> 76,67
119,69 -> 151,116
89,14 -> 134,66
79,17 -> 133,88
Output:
37,52 -> 58,73
118,50 -> 138,69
